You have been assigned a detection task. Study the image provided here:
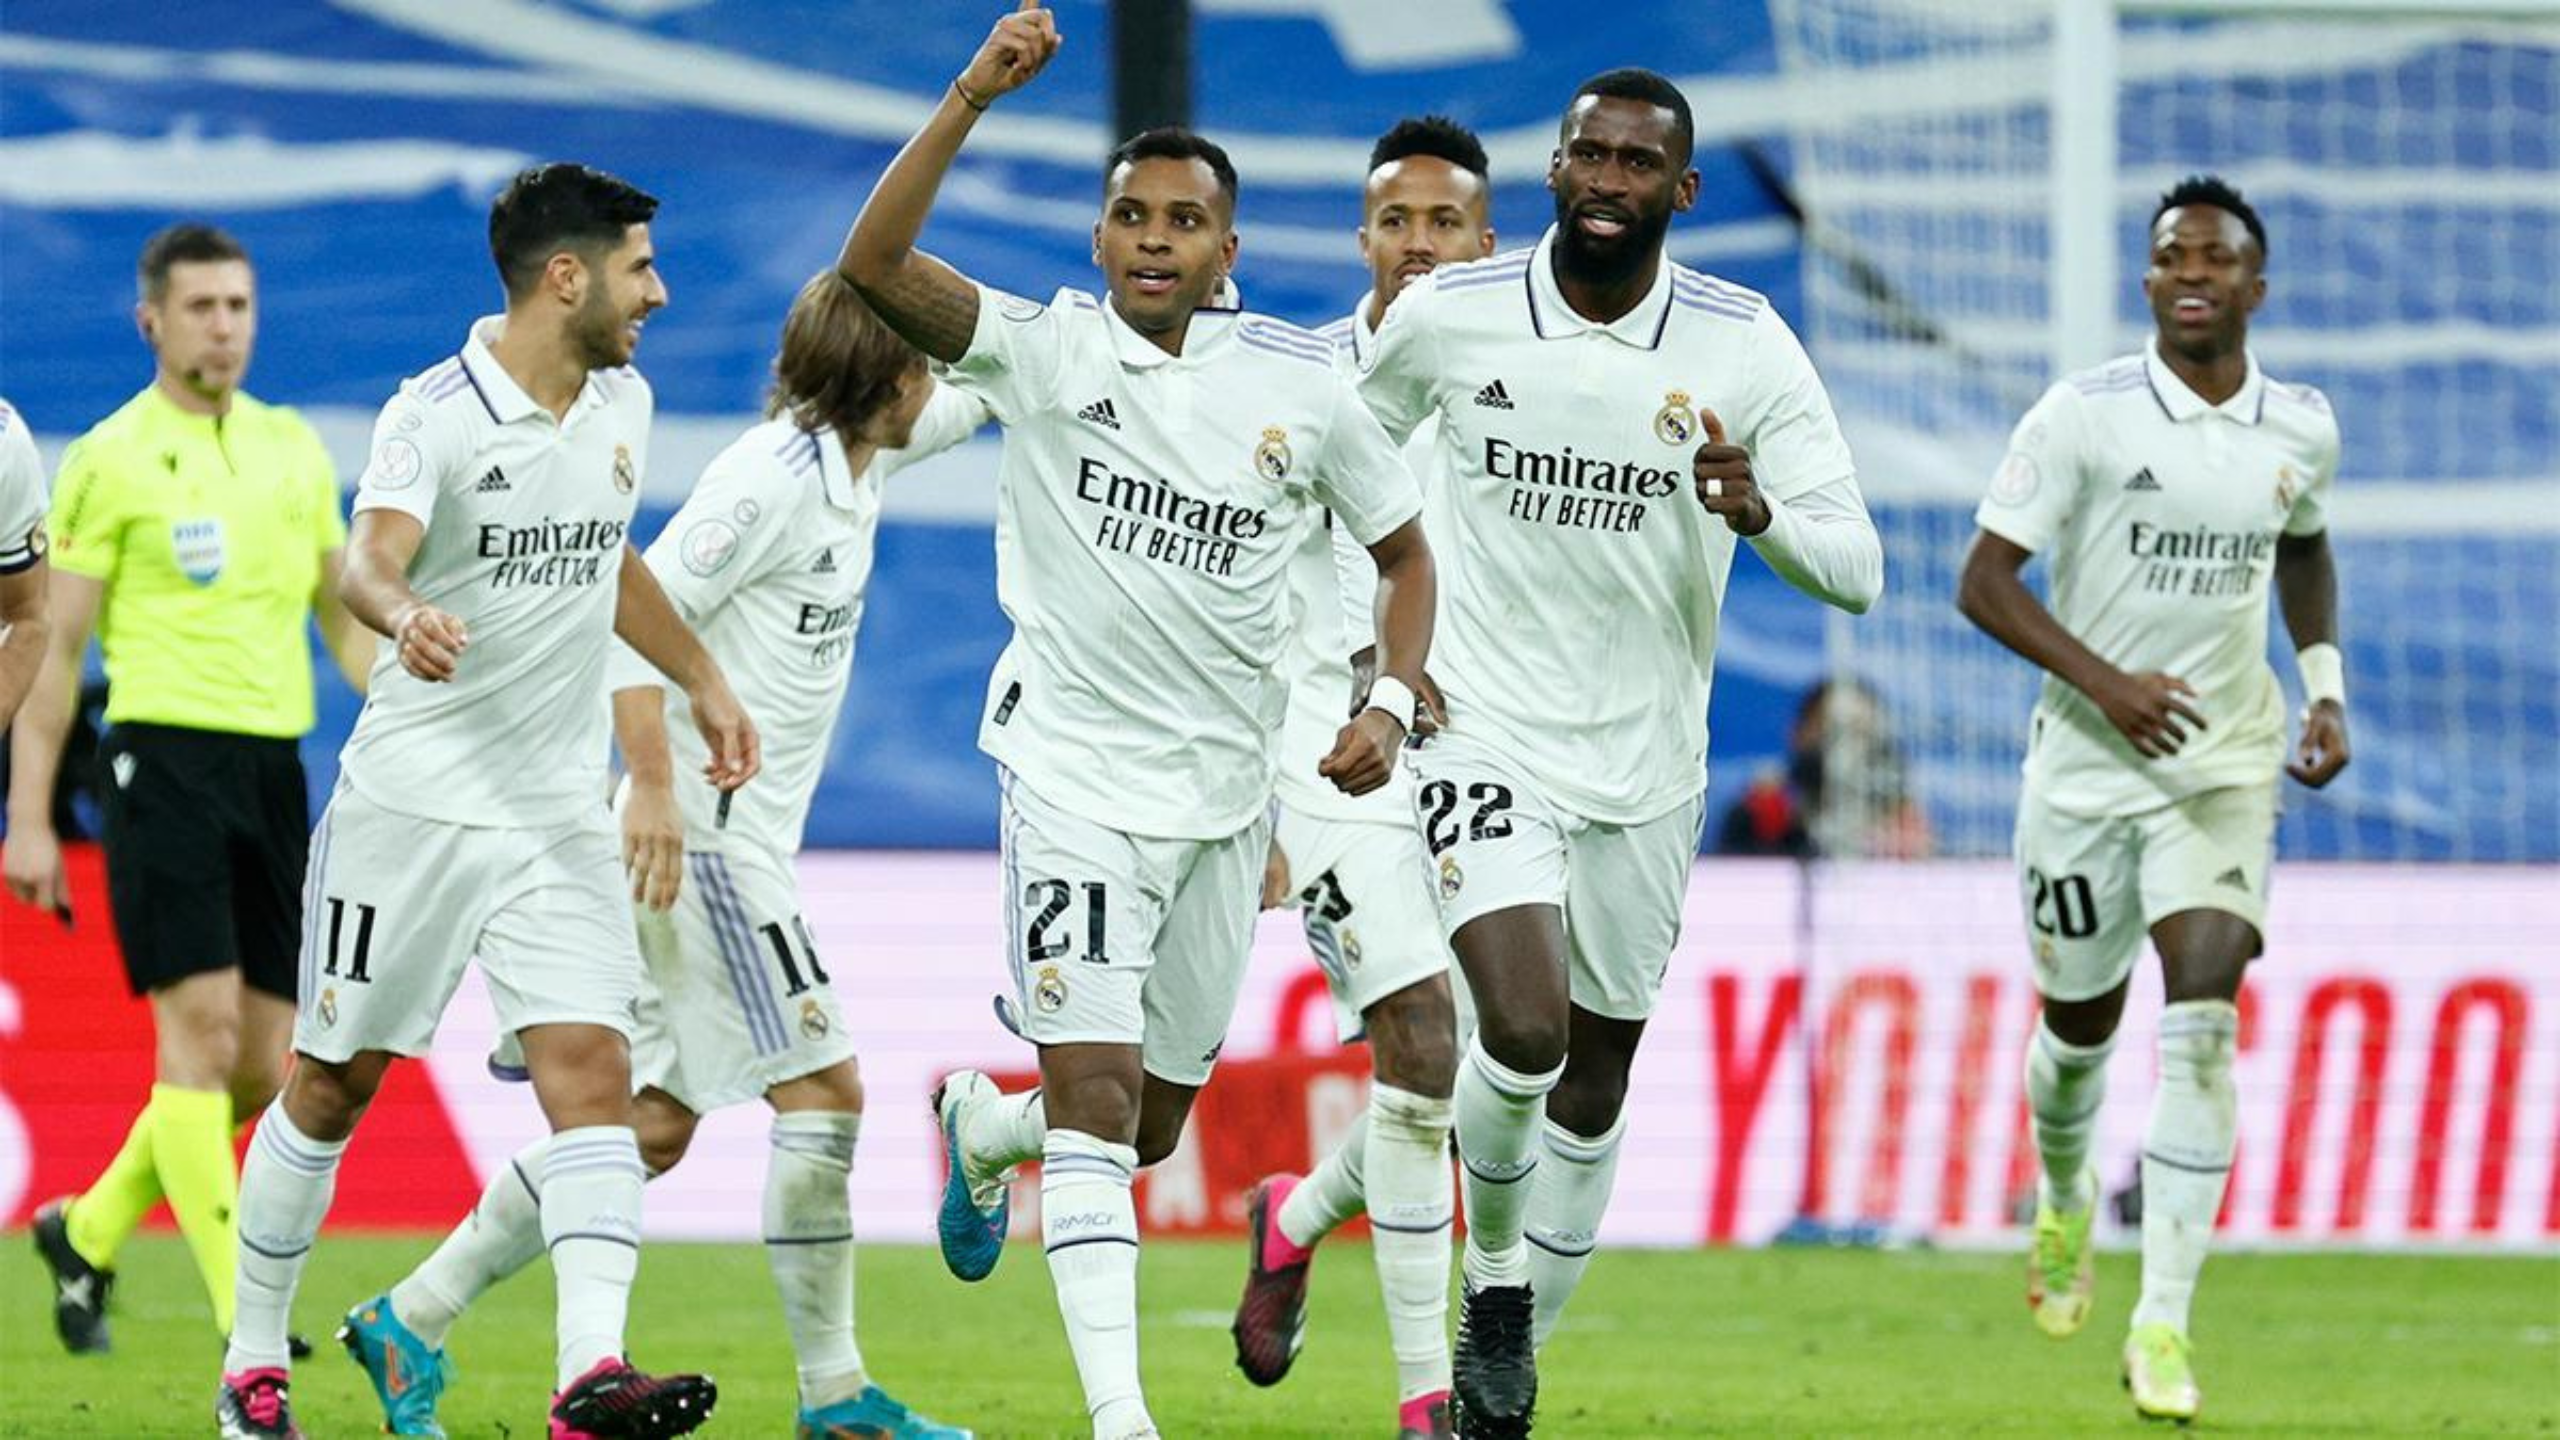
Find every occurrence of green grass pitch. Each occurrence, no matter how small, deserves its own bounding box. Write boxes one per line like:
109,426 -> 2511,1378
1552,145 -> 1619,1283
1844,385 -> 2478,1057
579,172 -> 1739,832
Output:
5,1235 -> 2552,1436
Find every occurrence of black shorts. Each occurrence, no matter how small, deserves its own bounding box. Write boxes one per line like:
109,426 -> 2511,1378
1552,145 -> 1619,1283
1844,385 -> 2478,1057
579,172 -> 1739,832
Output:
97,723 -> 310,1000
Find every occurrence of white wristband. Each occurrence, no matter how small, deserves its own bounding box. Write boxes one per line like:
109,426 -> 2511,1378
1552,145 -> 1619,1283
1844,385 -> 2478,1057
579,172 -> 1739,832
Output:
2296,642 -> 2346,709
1362,674 -> 1418,733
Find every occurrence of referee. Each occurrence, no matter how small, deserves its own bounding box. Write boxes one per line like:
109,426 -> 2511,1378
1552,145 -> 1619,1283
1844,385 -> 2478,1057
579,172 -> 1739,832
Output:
4,223 -> 372,1353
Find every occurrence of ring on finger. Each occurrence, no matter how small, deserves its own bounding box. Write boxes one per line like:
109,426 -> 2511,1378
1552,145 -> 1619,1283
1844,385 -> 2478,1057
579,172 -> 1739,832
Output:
1705,477 -> 1725,499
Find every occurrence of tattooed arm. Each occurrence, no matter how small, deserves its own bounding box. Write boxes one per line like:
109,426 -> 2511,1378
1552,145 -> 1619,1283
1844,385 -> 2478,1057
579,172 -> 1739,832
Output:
837,1 -> 1062,362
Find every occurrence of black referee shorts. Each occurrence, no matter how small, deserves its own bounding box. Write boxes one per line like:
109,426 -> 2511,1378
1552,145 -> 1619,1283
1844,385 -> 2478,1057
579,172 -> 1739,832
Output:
97,723 -> 310,1001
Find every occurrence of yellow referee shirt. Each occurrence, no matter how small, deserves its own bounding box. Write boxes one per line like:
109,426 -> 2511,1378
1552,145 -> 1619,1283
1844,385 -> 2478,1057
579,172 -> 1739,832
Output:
47,385 -> 345,738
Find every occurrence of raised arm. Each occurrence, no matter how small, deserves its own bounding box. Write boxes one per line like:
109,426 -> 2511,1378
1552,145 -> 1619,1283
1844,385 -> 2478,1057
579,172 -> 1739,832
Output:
836,1 -> 1061,362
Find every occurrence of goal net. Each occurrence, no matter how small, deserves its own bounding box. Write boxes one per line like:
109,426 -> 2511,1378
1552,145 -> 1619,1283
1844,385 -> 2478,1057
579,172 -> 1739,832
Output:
1767,0 -> 2559,863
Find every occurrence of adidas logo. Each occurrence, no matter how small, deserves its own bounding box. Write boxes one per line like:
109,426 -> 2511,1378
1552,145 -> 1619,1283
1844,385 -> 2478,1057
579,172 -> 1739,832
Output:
2214,866 -> 2249,892
1473,380 -> 1514,410
2124,466 -> 2161,492
812,548 -> 837,575
474,465 -> 510,493
1077,398 -> 1120,429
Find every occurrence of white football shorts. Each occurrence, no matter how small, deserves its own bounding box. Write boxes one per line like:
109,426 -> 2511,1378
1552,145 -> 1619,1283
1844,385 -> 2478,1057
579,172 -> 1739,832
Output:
1405,726 -> 1706,1022
997,770 -> 1265,1087
1275,802 -> 1451,1043
294,783 -> 641,1063
629,843 -> 857,1113
2013,780 -> 2277,1002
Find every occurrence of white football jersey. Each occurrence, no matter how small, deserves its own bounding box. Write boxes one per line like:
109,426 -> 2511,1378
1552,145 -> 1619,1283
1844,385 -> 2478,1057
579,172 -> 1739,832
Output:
943,283 -> 1423,841
0,398 -> 46,575
1272,298 -> 1441,826
337,318 -> 650,829
608,382 -> 988,857
1977,341 -> 2337,816
1359,227 -> 1863,824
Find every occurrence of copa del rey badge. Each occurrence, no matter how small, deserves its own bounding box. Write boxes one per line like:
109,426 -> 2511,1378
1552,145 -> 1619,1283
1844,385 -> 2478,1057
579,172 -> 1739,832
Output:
1654,389 -> 1698,446
1254,425 -> 1293,482
613,442 -> 636,494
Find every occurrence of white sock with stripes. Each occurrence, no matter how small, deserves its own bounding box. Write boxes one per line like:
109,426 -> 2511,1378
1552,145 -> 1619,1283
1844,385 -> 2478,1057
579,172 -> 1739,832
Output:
1041,1128 -> 1149,1439
225,1105 -> 349,1374
1525,1112 -> 1626,1347
766,1111 -> 867,1410
2133,1001 -> 2241,1335
542,1126 -> 647,1388
392,1136 -> 550,1350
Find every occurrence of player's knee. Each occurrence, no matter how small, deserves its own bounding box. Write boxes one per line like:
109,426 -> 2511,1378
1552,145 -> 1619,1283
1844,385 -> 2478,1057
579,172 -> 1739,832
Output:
1133,1116 -> 1187,1169
1546,1064 -> 1630,1137
281,1055 -> 383,1141
1368,986 -> 1459,1098
1472,1008 -> 1567,1078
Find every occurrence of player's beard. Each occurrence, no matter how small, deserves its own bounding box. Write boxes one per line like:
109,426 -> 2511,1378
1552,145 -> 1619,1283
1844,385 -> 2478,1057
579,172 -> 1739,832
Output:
573,288 -> 635,370
1552,192 -> 1673,289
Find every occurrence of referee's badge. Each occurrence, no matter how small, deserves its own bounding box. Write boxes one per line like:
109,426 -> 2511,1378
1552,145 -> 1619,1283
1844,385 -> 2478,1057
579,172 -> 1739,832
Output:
1254,426 -> 1293,482
1654,390 -> 1697,446
1034,964 -> 1069,1015
172,518 -> 224,585
612,443 -> 636,495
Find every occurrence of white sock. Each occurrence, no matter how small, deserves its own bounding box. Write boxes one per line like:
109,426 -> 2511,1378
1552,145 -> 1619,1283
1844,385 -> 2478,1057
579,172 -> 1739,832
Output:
1040,1129 -> 1150,1439
1526,1112 -> 1625,1348
766,1111 -> 867,1410
2133,1000 -> 2241,1335
965,1087 -> 1049,1175
1364,1084 -> 1455,1403
541,1126 -> 646,1389
1453,1041 -> 1561,1289
1277,1110 -> 1369,1249
391,1137 -> 549,1350
225,1105 -> 349,1373
2024,1021 -> 2114,1212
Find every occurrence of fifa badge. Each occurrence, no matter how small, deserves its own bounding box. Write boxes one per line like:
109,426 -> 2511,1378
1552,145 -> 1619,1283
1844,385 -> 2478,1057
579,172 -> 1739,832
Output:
613,443 -> 637,494
1654,390 -> 1697,446
1034,965 -> 1069,1014
1255,426 -> 1293,482
799,999 -> 830,1040
1438,854 -> 1465,901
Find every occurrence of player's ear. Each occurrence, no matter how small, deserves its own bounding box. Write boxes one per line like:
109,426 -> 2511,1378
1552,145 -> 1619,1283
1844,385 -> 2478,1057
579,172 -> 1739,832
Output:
1219,228 -> 1239,273
547,250 -> 585,306
1547,148 -> 1563,188
1674,166 -> 1701,213
1478,225 -> 1498,258
1090,221 -> 1103,268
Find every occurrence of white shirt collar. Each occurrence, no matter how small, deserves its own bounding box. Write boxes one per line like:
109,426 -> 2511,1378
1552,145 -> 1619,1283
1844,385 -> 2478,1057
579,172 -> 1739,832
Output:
814,424 -> 861,510
1349,289 -> 1382,369
1522,225 -> 1676,350
459,315 -> 612,425
1103,287 -> 1241,372
2143,337 -> 2267,426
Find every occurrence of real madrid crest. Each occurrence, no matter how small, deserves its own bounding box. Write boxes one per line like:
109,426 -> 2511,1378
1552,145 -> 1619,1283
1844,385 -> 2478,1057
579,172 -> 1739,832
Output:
2274,464 -> 2299,514
1654,390 -> 1697,446
1342,929 -> 1364,970
1254,426 -> 1293,482
613,442 -> 636,495
318,987 -> 339,1028
1438,854 -> 1465,901
1034,964 -> 1069,1014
